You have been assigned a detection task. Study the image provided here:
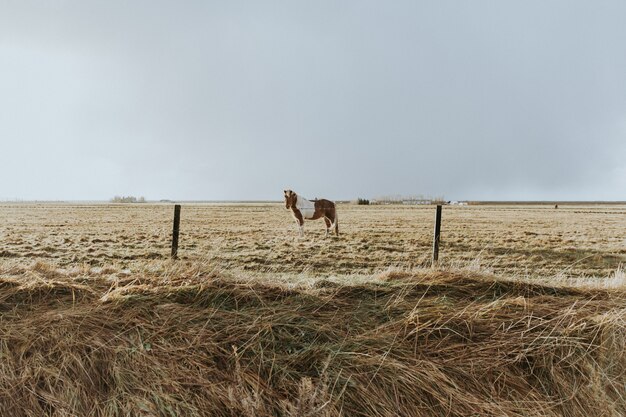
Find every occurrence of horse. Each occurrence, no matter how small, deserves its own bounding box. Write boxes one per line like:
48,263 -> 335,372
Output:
283,189 -> 338,237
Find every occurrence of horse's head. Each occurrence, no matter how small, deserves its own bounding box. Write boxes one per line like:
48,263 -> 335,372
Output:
284,189 -> 296,209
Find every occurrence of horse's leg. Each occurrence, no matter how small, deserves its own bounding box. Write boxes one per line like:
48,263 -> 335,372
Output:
326,207 -> 338,236
324,217 -> 331,237
293,218 -> 305,237
293,210 -> 305,237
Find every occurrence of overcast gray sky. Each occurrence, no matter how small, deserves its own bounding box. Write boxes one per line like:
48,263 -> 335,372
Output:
1,1 -> 625,201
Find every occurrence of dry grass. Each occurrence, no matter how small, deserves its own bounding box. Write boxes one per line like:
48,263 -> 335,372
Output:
0,260 -> 624,416
1,203 -> 625,278
1,203 -> 625,415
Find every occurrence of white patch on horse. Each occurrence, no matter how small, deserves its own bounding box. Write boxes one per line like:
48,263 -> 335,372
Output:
295,195 -> 316,219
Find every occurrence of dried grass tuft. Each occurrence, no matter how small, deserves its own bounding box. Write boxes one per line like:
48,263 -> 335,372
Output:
0,262 -> 624,416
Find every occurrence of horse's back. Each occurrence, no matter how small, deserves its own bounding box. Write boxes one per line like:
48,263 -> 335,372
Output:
314,199 -> 335,209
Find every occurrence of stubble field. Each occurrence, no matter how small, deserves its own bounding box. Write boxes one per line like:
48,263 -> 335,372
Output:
1,202 -> 625,279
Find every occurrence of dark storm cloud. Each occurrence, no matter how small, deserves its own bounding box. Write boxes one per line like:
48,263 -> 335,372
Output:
1,1 -> 625,200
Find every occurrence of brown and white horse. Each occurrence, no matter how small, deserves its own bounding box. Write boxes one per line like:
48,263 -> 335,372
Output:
284,189 -> 338,237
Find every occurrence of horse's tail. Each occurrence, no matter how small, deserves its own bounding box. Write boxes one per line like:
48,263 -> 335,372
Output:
332,205 -> 339,236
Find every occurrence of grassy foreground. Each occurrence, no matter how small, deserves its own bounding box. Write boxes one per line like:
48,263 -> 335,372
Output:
0,261 -> 625,416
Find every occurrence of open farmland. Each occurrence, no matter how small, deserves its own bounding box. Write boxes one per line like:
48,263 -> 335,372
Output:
1,203 -> 625,278
1,203 -> 625,416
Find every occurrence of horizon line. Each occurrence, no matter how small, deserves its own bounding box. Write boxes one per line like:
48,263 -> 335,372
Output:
1,199 -> 625,205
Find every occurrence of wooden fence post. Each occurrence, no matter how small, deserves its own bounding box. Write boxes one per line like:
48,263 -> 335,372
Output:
432,205 -> 442,266
171,204 -> 181,259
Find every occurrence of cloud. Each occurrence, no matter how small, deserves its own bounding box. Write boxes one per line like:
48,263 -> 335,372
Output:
1,1 -> 625,200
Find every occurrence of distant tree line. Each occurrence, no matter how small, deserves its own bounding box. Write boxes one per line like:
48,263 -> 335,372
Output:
371,195 -> 447,205
110,196 -> 146,203
356,198 -> 370,205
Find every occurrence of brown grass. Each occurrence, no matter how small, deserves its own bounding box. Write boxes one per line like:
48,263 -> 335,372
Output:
1,203 -> 625,278
0,260 -> 624,416
1,203 -> 625,415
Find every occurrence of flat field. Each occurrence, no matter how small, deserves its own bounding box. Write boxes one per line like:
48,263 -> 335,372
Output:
1,203 -> 625,416
1,203 -> 625,278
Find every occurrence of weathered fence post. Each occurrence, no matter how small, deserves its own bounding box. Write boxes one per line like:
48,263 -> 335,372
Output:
432,205 -> 442,266
171,204 -> 181,259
